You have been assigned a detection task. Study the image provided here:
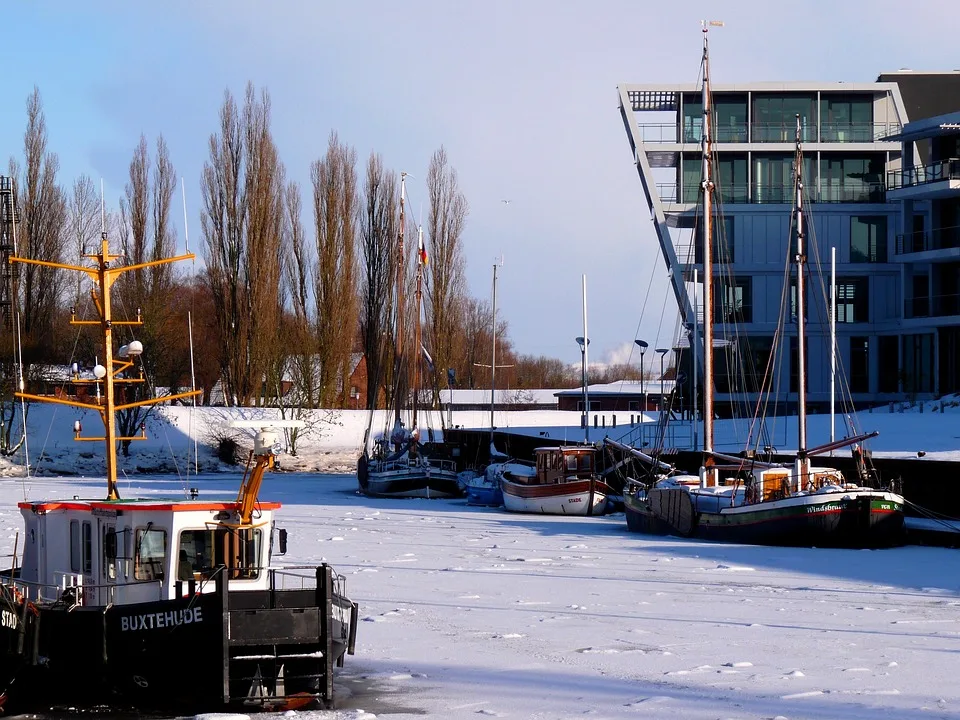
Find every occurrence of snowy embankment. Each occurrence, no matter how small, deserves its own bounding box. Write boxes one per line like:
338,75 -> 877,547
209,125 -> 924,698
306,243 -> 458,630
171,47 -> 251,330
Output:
0,394 -> 957,482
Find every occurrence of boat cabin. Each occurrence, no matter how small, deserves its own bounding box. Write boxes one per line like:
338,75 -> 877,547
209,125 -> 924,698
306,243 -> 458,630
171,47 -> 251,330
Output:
17,497 -> 281,607
534,446 -> 596,485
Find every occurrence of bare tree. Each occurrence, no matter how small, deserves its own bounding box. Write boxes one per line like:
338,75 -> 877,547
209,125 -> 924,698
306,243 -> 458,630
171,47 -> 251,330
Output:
311,132 -> 359,408
68,175 -> 101,308
424,146 -> 468,403
114,134 -> 183,454
359,154 -> 397,410
8,87 -> 68,361
202,83 -> 287,406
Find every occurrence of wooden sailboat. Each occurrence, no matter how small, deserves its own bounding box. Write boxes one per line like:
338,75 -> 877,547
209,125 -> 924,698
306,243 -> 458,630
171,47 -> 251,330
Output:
357,173 -> 460,499
0,232 -> 357,713
623,28 -> 905,547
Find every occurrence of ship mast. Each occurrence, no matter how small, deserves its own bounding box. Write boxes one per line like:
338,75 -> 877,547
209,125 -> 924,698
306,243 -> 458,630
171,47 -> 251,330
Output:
394,173 -> 407,427
794,114 -> 809,478
701,22 -> 716,461
413,223 -> 424,432
11,234 -> 200,500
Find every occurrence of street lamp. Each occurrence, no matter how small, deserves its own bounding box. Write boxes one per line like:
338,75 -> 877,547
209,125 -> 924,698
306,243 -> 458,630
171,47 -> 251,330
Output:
635,340 -> 648,411
656,348 -> 669,414
576,336 -> 590,442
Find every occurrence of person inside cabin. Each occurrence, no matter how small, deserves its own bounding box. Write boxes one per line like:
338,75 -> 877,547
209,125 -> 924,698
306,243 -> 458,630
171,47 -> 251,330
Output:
178,548 -> 194,581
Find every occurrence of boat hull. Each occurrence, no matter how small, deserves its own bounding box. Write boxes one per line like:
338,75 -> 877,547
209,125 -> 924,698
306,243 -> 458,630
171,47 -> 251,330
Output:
363,466 -> 462,499
0,566 -> 357,714
501,478 -> 610,516
625,487 -> 905,548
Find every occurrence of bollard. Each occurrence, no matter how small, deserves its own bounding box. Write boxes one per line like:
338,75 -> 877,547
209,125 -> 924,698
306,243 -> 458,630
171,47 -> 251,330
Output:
613,415 -> 617,428
594,415 -> 598,428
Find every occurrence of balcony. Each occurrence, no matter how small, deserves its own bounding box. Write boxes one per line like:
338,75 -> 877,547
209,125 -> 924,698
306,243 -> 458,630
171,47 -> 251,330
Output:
887,158 -> 960,200
904,291 -> 960,319
661,182 -> 884,205
638,123 -> 748,144
820,122 -> 902,143
638,121 -> 902,145
896,224 -> 960,255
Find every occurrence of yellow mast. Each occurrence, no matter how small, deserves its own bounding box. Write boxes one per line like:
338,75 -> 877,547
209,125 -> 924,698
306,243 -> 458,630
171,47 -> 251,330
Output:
10,233 -> 200,500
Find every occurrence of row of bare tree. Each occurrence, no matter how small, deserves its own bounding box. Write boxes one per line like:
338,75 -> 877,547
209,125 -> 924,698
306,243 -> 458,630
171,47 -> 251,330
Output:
2,85 -> 645,418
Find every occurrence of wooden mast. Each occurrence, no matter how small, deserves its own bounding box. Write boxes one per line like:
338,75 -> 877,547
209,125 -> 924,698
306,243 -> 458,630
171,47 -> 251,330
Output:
413,223 -> 424,432
394,172 -> 407,428
11,233 -> 200,500
701,23 -> 716,468
794,114 -> 809,482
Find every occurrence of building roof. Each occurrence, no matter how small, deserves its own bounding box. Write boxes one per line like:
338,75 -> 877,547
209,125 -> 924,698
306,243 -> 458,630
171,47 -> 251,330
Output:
554,380 -> 676,397
883,110 -> 960,142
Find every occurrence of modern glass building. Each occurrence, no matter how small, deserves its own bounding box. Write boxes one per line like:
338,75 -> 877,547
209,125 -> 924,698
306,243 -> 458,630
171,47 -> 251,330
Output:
617,73 -> 960,415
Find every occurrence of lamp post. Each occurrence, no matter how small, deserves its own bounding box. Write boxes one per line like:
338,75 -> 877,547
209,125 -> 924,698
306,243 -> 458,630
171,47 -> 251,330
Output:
635,339 -> 648,411
656,348 -> 669,414
576,336 -> 590,442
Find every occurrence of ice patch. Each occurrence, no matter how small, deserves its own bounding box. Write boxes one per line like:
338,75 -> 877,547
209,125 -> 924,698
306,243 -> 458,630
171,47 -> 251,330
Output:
714,564 -> 755,572
782,690 -> 824,699
723,661 -> 753,668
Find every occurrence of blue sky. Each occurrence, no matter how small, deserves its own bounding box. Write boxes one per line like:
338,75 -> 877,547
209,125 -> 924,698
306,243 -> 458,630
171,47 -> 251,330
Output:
2,0 -> 956,368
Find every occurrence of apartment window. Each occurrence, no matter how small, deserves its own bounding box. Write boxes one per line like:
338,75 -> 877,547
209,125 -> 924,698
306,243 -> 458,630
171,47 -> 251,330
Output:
714,277 -> 752,323
753,155 -> 816,204
820,94 -> 874,142
789,336 -> 808,393
683,94 -> 748,143
903,334 -> 934,393
789,280 -> 808,322
821,154 -> 885,202
680,154 -> 748,203
878,336 -> 899,393
850,216 -> 887,262
732,335 -> 773,394
752,94 -> 815,142
695,216 -> 735,263
850,336 -> 869,393
835,278 -> 868,323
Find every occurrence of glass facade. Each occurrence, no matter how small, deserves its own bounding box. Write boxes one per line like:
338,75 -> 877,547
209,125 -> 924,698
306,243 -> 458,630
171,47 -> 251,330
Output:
695,216 -> 735,263
820,94 -> 874,142
752,94 -> 816,142
850,216 -> 888,262
714,276 -> 752,323
903,333 -> 934,393
836,277 -> 868,323
878,336 -> 899,393
753,154 -> 816,204
682,94 -> 748,143
821,154 -> 885,203
681,154 -> 748,203
850,336 -> 869,393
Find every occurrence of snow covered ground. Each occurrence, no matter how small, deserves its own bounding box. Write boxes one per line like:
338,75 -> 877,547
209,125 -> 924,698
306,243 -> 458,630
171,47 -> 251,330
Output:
0,401 -> 958,718
4,472 -> 957,720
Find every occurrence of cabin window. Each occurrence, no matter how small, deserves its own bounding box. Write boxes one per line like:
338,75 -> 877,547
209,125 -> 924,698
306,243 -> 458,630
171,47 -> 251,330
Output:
179,528 -> 263,581
82,522 -> 92,574
134,526 -> 168,582
70,521 -> 81,572
580,454 -> 593,471
565,454 -> 578,471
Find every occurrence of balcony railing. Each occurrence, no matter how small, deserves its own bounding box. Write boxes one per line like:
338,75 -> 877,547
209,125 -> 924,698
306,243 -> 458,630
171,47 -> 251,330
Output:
904,291 -> 960,319
668,182 -> 884,204
895,224 -> 960,254
638,121 -> 902,144
820,122 -> 902,142
888,158 -> 960,190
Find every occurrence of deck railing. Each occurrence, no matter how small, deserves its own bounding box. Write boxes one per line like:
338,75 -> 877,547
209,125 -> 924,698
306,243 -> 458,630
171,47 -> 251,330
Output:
887,158 -> 960,190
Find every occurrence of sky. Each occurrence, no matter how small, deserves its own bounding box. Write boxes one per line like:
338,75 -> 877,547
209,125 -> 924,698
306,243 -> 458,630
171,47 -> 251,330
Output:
3,1 -> 959,368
